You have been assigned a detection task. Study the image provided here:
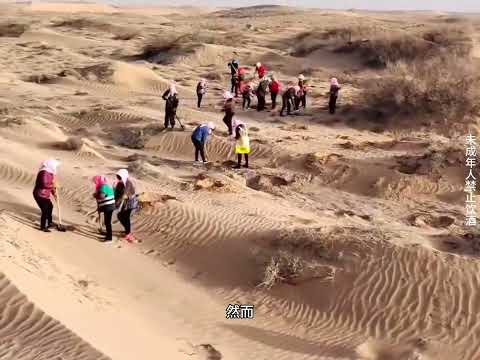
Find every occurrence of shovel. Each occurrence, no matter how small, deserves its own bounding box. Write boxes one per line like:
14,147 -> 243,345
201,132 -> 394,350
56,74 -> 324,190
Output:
54,191 -> 67,232
97,211 -> 103,233
175,115 -> 186,131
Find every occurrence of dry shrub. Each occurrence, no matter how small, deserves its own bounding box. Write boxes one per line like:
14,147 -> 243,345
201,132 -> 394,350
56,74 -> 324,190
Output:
215,5 -> 292,19
346,26 -> 472,67
291,25 -> 376,56
364,55 -> 480,122
293,24 -> 473,68
63,137 -> 84,151
114,128 -> 148,149
139,31 -> 246,64
421,25 -> 473,57
68,63 -> 114,82
52,18 -> 113,31
140,34 -> 197,64
113,31 -> 139,41
322,25 -> 377,42
255,228 -> 335,290
431,16 -> 469,24
202,72 -> 222,81
353,35 -> 434,67
290,31 -> 325,56
53,18 -> 139,40
23,74 -> 57,84
0,22 -> 29,37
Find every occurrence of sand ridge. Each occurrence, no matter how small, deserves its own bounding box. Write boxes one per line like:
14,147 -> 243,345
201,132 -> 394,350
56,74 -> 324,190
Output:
0,3 -> 479,360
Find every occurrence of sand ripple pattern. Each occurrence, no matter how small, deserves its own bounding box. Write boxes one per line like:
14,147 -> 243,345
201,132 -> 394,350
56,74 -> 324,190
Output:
136,201 -> 279,255
147,132 -> 273,161
0,273 -> 109,360
220,242 -> 480,359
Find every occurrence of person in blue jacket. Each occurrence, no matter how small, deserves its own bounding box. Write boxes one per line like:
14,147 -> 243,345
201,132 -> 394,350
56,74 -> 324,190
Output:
191,122 -> 216,164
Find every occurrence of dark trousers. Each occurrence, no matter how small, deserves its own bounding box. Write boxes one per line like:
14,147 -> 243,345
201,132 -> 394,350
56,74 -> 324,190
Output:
329,95 -> 338,114
223,113 -> 234,135
242,95 -> 251,109
34,195 -> 53,230
271,92 -> 278,109
197,94 -> 203,108
192,138 -> 206,162
280,96 -> 294,116
101,207 -> 113,240
300,94 -> 306,108
237,154 -> 249,167
257,95 -> 266,111
118,209 -> 132,235
164,110 -> 176,128
294,97 -> 300,110
231,79 -> 239,97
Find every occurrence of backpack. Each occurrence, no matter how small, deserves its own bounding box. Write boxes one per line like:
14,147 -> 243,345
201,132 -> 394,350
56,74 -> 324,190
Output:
126,194 -> 139,211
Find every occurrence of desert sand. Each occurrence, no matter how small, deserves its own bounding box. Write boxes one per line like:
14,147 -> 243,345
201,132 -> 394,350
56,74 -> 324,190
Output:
0,3 -> 479,360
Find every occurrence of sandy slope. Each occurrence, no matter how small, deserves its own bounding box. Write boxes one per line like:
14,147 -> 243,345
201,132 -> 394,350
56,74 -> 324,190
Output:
0,4 -> 479,360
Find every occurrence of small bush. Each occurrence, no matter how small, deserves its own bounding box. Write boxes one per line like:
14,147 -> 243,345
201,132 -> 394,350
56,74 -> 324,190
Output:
292,24 -> 473,68
202,72 -> 222,81
364,55 -> 480,122
113,31 -> 139,41
52,18 -> 111,31
53,18 -> 139,41
23,74 -> 57,84
115,128 -> 147,149
422,25 -> 473,57
255,228 -> 336,289
140,35 -> 195,64
259,251 -> 304,289
291,26 -> 376,56
63,137 -> 84,151
0,22 -> 29,37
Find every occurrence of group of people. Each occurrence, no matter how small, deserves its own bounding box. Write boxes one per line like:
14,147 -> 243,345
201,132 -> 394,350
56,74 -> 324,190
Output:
33,160 -> 138,242
33,59 -> 342,239
181,59 -> 342,170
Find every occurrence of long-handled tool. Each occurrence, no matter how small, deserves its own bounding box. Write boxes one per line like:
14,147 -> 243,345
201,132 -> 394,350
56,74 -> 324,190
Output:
228,139 -> 235,159
97,211 -> 103,233
54,191 -> 67,232
175,115 -> 185,131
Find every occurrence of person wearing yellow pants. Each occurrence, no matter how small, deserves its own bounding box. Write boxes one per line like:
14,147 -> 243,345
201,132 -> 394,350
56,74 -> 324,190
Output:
233,124 -> 250,169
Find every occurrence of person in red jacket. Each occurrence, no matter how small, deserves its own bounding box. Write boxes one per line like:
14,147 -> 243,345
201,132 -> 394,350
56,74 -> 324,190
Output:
269,75 -> 281,109
254,62 -> 267,79
33,159 -> 60,232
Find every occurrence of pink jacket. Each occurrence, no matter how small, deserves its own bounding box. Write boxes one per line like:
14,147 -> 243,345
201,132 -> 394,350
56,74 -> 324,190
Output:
33,170 -> 56,199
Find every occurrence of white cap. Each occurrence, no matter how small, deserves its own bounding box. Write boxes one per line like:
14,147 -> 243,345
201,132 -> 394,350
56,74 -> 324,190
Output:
256,62 -> 261,67
207,122 -> 216,130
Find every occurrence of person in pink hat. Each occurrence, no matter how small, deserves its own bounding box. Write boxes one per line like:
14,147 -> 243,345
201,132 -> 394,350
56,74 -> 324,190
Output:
329,77 -> 341,114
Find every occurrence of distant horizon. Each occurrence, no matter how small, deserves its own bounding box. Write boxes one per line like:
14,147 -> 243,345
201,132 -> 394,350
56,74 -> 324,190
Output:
17,0 -> 480,14
102,0 -> 479,13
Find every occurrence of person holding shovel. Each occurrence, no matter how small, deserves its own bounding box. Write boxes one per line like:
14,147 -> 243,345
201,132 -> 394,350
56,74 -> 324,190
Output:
115,169 -> 138,243
196,78 -> 207,108
162,83 -> 179,129
33,159 -> 60,232
191,122 -> 216,164
92,175 -> 115,242
233,123 -> 250,169
329,77 -> 341,114
223,91 -> 235,135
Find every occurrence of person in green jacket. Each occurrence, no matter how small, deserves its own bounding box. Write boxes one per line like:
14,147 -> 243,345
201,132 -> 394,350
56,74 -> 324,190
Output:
92,175 -> 115,242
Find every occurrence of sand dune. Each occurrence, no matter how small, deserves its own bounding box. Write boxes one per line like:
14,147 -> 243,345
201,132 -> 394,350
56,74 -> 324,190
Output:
0,271 -> 108,359
29,2 -> 118,13
21,28 -> 101,49
0,3 -> 479,360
